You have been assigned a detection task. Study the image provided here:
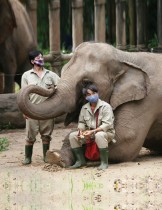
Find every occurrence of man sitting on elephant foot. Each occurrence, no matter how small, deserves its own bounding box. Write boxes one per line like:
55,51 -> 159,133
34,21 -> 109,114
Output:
69,84 -> 115,170
21,50 -> 60,165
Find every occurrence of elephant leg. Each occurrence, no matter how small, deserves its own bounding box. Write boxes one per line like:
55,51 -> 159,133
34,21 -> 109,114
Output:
144,120 -> 162,152
109,130 -> 143,162
4,55 -> 17,93
109,104 -> 154,162
4,73 -> 15,93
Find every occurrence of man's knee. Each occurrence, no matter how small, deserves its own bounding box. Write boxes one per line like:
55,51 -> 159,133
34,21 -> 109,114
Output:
41,135 -> 51,142
25,138 -> 36,144
69,131 -> 78,143
107,132 -> 115,143
95,131 -> 106,139
95,132 -> 108,148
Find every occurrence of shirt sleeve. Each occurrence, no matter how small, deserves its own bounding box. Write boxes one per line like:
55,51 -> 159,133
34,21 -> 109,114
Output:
21,73 -> 28,88
99,104 -> 115,132
78,107 -> 86,131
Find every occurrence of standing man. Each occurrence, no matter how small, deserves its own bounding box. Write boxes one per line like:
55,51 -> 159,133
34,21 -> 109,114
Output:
21,50 -> 60,165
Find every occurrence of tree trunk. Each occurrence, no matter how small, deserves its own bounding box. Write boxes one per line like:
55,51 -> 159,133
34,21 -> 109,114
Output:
115,0 -> 127,50
72,0 -> 83,50
136,0 -> 147,49
94,0 -> 106,42
128,0 -> 136,49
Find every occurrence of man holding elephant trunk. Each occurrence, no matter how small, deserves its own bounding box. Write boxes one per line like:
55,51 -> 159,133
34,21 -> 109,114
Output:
21,50 -> 60,165
69,84 -> 115,170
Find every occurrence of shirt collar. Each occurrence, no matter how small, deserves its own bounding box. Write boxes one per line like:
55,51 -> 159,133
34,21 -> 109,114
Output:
84,99 -> 103,114
31,68 -> 49,74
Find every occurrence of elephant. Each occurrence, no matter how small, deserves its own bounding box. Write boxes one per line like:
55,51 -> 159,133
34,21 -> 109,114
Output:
0,0 -> 36,93
17,42 -> 162,165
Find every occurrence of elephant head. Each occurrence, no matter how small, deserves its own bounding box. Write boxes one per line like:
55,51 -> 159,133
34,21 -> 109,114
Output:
0,0 -> 36,93
17,42 -> 151,126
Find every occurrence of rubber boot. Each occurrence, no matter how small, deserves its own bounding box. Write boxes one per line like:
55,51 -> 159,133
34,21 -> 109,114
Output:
97,148 -> 108,170
69,147 -> 86,169
22,145 -> 33,165
43,143 -> 50,163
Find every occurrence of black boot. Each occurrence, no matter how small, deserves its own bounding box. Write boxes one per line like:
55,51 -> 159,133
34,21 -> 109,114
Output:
69,147 -> 86,169
97,148 -> 108,170
22,145 -> 33,165
43,143 -> 50,163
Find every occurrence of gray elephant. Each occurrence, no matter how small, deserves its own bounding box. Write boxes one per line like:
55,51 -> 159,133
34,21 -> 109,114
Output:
0,0 -> 36,93
17,42 -> 162,165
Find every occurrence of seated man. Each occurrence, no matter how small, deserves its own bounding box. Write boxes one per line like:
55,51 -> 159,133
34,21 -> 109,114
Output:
69,84 -> 115,170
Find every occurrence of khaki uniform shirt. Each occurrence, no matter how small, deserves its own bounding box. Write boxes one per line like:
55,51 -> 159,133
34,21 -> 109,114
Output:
21,68 -> 60,104
78,99 -> 115,134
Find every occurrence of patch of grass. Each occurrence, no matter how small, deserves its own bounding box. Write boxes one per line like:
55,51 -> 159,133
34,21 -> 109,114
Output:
148,34 -> 158,49
0,137 -> 9,152
15,82 -> 20,93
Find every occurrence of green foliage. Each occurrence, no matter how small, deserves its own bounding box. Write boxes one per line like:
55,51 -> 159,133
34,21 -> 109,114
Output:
15,82 -> 20,93
0,137 -> 9,152
148,34 -> 158,49
0,123 -> 16,131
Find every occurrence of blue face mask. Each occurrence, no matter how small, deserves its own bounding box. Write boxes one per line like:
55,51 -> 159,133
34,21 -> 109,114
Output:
86,94 -> 99,103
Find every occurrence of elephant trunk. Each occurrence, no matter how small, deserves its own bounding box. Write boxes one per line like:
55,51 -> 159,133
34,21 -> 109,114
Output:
17,81 -> 76,120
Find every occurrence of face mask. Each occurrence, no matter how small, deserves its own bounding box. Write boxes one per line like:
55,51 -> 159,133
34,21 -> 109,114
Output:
34,59 -> 44,67
86,94 -> 99,103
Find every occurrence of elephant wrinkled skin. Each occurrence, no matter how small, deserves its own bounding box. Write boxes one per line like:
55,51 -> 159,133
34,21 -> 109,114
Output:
17,42 -> 162,164
0,0 -> 36,93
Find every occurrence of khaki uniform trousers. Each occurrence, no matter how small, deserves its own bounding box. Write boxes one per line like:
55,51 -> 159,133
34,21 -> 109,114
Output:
69,130 -> 114,149
25,118 -> 55,143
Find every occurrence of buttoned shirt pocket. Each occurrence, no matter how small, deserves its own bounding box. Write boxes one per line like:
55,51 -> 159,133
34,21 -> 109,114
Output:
83,116 -> 91,128
44,78 -> 53,89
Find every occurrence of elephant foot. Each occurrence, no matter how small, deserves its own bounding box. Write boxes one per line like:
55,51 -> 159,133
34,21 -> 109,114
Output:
46,150 -> 66,168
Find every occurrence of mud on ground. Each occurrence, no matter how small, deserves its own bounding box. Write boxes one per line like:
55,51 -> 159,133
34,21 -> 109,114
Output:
0,122 -> 162,210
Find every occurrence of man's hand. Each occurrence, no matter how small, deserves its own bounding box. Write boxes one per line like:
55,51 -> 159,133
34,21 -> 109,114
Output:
77,129 -> 84,138
82,130 -> 94,138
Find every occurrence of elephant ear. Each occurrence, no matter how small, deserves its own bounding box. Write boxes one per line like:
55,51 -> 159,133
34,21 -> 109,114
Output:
0,0 -> 17,44
110,62 -> 151,110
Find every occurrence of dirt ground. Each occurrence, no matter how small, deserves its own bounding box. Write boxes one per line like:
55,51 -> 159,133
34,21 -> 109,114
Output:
0,122 -> 162,210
